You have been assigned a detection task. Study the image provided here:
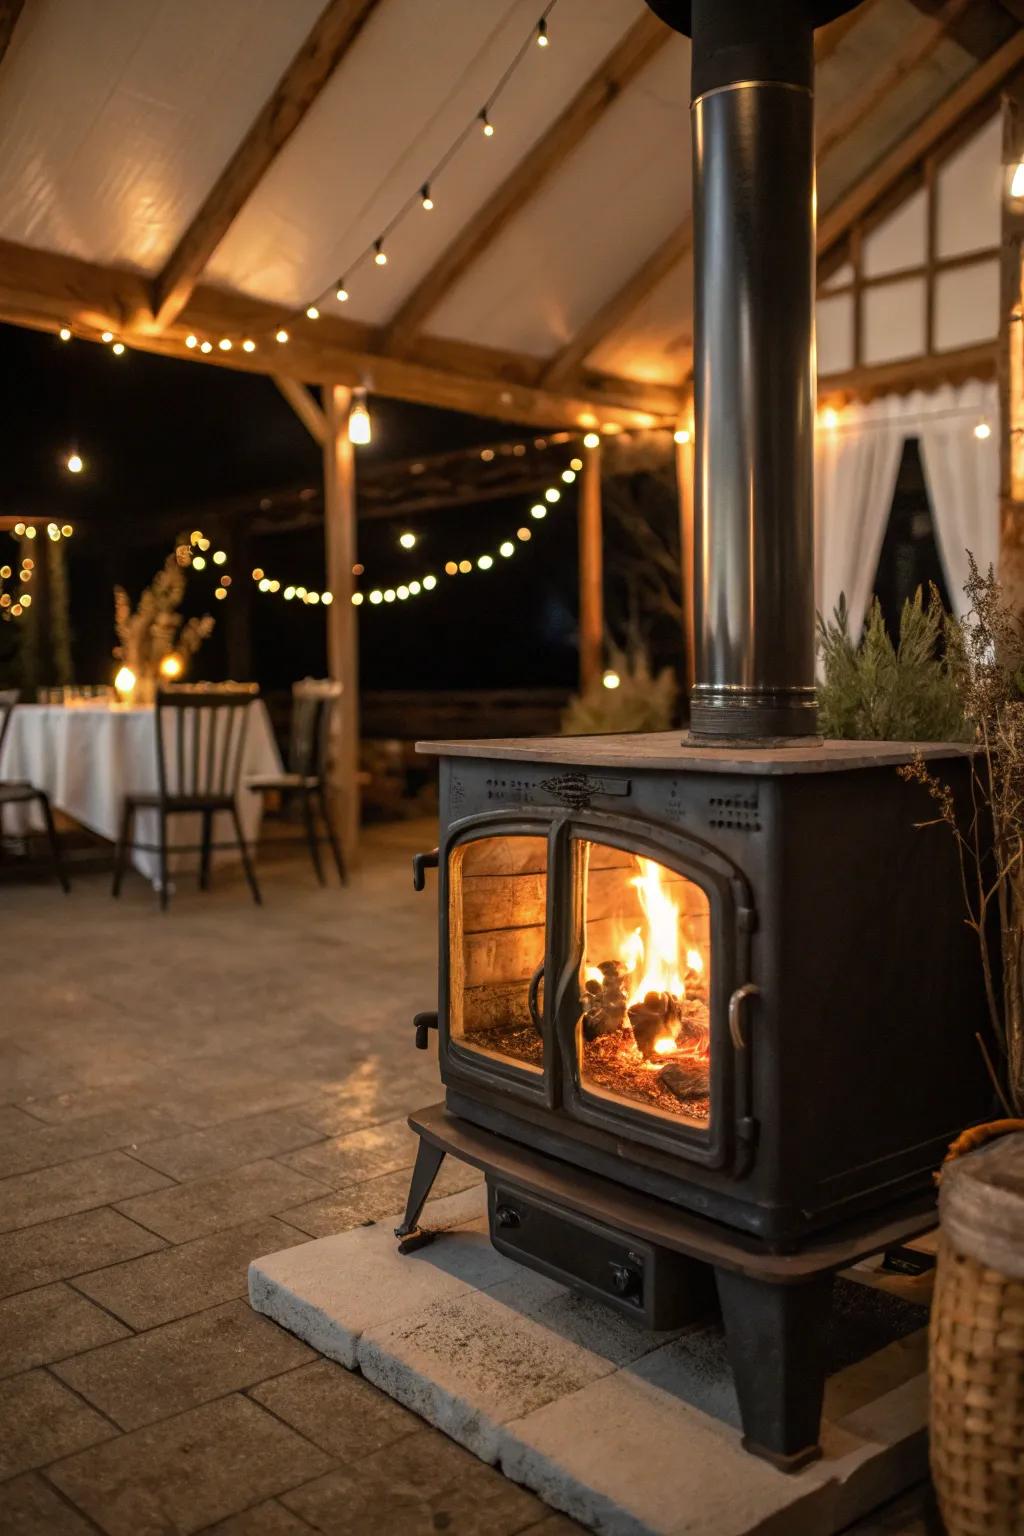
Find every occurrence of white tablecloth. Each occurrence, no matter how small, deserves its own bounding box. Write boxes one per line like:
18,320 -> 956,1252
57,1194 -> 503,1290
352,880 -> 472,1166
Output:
0,701 -> 282,884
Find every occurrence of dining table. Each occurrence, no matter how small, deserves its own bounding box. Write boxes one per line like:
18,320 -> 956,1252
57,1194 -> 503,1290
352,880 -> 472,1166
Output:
0,699 -> 283,885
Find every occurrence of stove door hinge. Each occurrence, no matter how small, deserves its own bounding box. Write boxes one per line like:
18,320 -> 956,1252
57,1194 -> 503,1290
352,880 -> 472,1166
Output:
412,848 -> 439,891
413,1011 -> 438,1049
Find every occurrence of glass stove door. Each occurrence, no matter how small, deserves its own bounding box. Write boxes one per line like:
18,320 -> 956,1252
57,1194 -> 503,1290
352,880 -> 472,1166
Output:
447,833 -> 548,1075
575,838 -> 712,1128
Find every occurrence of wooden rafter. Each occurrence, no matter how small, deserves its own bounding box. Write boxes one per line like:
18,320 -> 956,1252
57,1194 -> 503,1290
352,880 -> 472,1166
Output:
274,376 -> 327,445
819,29 -> 1024,256
382,10 -> 671,355
542,224 -> 693,392
150,0 -> 382,333
538,15 -> 877,394
0,0 -> 24,68
816,0 -> 975,166
0,238 -> 681,430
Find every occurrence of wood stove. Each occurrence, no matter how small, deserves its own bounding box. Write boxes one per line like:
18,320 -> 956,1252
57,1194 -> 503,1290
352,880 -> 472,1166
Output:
396,0 -> 992,1472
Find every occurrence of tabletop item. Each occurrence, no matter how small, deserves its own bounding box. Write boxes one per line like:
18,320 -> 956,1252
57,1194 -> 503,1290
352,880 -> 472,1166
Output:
247,678 -> 346,886
0,691 -> 69,891
0,697 -> 281,887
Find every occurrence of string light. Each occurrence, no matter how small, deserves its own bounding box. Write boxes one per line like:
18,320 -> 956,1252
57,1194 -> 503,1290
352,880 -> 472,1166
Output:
352,592 -> 364,605
820,406 -> 839,430
458,559 -> 472,574
212,550 -> 227,564
583,432 -> 600,449
1012,161 -> 1024,199
674,428 -> 691,445
531,504 -> 546,519
374,240 -> 388,267
305,306 -> 320,320
500,541 -> 515,557
570,457 -> 583,471
66,453 -> 83,474
370,590 -> 383,604
214,587 -> 227,599
517,527 -> 531,541
112,342 -> 125,355
192,555 -> 206,571
561,469 -> 575,483
242,339 -> 256,353
58,327 -> 71,342
200,340 -> 213,353
478,554 -> 493,570
545,487 -> 560,503
974,421 -> 992,440
218,338 -> 232,351
399,531 -> 416,549
275,329 -> 289,344
423,575 -> 437,590
536,17 -> 549,45
159,653 -> 184,680
336,283 -> 349,303
348,388 -> 372,445
480,109 -> 494,137
602,670 -> 621,690
185,335 -> 198,349
101,331 -> 113,344
420,185 -> 434,211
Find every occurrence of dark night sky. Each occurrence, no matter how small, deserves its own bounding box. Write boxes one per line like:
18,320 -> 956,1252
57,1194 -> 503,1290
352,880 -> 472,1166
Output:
0,322 -> 581,693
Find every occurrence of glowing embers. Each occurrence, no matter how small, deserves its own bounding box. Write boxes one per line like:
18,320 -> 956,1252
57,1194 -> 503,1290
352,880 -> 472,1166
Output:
579,844 -> 711,1123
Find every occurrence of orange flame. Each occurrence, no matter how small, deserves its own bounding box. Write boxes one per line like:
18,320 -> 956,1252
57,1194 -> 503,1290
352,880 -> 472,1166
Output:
627,858 -> 685,1006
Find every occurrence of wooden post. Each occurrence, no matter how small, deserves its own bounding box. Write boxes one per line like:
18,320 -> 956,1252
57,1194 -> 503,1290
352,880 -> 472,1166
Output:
674,427 -> 697,695
578,443 -> 603,691
1000,82 -> 1024,612
322,384 -> 360,865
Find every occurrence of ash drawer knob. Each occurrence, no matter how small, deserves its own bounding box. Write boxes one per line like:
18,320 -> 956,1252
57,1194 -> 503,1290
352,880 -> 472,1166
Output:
495,1204 -> 521,1229
609,1260 -> 642,1299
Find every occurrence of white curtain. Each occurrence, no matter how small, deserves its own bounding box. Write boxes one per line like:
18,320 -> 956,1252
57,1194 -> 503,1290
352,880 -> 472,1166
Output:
814,379 -> 998,634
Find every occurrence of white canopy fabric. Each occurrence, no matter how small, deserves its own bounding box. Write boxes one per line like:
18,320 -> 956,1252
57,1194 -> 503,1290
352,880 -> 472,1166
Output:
0,0 -> 995,395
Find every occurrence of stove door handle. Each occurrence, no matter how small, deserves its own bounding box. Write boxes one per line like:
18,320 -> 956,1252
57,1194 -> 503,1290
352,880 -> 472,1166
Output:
528,961 -> 545,1035
412,848 -> 439,891
728,983 -> 760,1050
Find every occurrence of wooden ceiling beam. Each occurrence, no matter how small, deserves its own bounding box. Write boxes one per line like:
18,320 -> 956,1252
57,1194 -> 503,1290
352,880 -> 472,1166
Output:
819,29 -> 1024,256
0,239 -> 681,430
149,0 -> 382,333
0,0 -> 25,69
274,376 -> 327,445
536,17 -> 869,395
541,224 -> 692,392
382,10 -> 671,355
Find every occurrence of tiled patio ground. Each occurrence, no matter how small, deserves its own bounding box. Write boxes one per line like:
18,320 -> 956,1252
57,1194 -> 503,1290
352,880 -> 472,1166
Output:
0,820 -> 940,1535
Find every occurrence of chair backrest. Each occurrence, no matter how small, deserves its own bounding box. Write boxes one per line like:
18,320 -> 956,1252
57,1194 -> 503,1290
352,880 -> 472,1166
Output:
288,678 -> 341,778
155,688 -> 257,801
0,689 -> 18,764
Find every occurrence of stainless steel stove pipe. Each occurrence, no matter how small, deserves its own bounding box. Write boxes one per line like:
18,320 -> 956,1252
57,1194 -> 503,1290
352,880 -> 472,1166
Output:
647,1 -> 861,737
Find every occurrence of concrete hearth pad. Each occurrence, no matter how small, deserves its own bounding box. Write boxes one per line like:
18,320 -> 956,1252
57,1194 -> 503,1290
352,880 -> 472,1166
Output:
249,1186 -> 929,1536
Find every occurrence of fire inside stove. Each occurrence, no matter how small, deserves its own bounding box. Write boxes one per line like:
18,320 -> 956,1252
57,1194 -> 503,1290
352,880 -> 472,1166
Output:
579,841 -> 711,1123
447,834 -> 711,1126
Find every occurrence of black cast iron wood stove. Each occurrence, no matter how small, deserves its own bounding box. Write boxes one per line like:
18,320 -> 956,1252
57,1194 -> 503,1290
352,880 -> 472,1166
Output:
396,0 -> 991,1471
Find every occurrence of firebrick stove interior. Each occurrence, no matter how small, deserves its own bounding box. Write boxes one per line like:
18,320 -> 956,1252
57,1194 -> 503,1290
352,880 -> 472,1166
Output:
396,0 -> 992,1475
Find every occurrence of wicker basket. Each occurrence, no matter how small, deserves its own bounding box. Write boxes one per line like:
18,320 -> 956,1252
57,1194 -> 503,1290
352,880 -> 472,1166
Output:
931,1125 -> 1024,1536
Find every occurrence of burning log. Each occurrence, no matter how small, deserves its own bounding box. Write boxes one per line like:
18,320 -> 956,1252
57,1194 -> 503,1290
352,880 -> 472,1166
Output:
582,960 -> 629,1041
659,1059 -> 709,1102
627,990 -> 683,1060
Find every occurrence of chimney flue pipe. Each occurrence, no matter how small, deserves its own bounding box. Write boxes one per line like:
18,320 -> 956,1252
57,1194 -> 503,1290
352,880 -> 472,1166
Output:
646,1 -> 861,738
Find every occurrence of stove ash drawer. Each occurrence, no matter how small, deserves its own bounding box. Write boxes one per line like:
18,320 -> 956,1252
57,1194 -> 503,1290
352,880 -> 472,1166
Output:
487,1182 -> 715,1330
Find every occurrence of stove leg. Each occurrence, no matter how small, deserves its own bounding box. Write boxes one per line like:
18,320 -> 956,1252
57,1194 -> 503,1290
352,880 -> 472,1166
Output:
714,1267 -> 833,1471
394,1137 -> 446,1254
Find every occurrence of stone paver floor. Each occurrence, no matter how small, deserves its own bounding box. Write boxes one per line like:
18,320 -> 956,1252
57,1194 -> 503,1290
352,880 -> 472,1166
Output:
0,820 -> 939,1535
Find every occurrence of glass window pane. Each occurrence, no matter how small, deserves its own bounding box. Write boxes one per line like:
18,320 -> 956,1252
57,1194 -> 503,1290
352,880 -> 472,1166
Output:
578,841 -> 711,1125
448,835 -> 547,1073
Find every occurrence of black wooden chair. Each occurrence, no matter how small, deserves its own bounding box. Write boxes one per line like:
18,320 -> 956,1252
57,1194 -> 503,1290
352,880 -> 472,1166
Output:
0,690 -> 69,891
112,687 -> 261,910
247,678 -> 346,885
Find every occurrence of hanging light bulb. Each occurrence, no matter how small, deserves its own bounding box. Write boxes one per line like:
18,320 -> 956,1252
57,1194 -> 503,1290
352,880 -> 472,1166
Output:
112,341 -> 126,355
423,575 -> 437,590
306,306 -> 320,320
242,339 -> 256,352
531,504 -> 546,520
480,109 -> 494,137
1012,160 -> 1024,199
348,388 -> 372,445
408,581 -> 421,595
336,282 -> 349,303
420,184 -> 434,211
545,487 -> 560,503
58,327 -> 71,342
369,590 -> 383,604
200,340 -> 213,353
399,531 -> 416,549
536,17 -> 549,46
445,561 -> 458,575
351,592 -> 364,605
570,456 -> 583,471
275,328 -> 289,344
458,559 -> 472,574
65,452 -> 84,474
374,240 -> 387,266
477,554 -> 494,570
974,421 -> 992,440
500,541 -> 515,557
218,338 -> 232,351
185,335 -> 198,349
602,669 -> 621,690
561,469 -> 576,483
583,432 -> 600,449
101,331 -> 113,344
